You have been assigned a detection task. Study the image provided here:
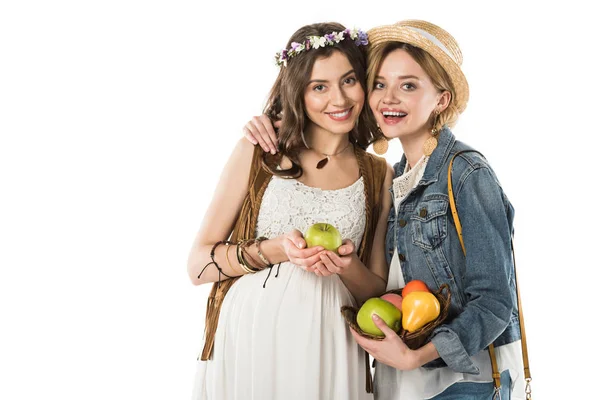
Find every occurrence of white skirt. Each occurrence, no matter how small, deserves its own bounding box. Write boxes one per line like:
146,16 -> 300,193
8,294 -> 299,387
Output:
191,263 -> 373,400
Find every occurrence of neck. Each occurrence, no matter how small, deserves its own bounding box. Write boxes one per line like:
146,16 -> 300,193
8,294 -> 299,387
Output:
304,123 -> 351,155
398,129 -> 429,168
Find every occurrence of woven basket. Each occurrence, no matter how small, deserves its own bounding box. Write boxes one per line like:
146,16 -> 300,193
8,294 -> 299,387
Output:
341,283 -> 451,350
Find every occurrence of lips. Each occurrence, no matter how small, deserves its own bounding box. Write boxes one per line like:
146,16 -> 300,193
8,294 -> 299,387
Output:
325,107 -> 353,121
381,109 -> 407,125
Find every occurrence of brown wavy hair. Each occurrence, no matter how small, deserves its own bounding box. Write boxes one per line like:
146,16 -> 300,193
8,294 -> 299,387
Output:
263,22 -> 377,178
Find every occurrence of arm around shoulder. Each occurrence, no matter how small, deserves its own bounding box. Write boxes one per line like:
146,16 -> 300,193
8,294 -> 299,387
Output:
366,162 -> 394,284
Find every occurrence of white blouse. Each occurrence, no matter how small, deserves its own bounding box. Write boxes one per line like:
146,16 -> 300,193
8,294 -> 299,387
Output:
377,155 -> 525,399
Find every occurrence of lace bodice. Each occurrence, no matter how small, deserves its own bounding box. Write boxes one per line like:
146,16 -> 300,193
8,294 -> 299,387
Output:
392,155 -> 428,210
255,176 -> 366,250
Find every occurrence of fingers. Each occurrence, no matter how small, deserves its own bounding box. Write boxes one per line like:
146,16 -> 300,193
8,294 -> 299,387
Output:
372,314 -> 397,337
313,261 -> 332,276
259,114 -> 278,152
243,126 -> 258,145
338,239 -> 355,256
286,229 -> 306,249
350,328 -> 373,352
245,121 -> 270,153
319,253 -> 342,274
282,238 -> 324,267
323,251 -> 344,266
274,120 -> 282,129
298,251 -> 327,267
251,116 -> 277,154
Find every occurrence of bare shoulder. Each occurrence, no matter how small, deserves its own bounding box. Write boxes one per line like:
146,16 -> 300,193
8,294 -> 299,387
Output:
233,136 -> 259,160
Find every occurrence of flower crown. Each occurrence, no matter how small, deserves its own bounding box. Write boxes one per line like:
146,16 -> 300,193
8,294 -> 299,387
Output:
275,28 -> 368,67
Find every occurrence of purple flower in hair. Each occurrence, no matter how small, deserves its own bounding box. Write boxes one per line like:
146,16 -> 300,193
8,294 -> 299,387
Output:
355,30 -> 368,46
274,27 -> 367,68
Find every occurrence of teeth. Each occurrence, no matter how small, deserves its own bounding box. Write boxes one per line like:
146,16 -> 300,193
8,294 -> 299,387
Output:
330,110 -> 350,118
383,111 -> 407,117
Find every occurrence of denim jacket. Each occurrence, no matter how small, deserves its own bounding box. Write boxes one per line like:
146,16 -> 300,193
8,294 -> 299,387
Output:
385,127 -> 521,374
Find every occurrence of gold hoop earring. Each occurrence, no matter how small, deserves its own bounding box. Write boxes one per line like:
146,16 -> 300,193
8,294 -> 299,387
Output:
423,110 -> 440,156
373,125 -> 389,155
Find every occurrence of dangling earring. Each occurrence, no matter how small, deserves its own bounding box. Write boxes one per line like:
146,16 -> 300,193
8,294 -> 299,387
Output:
423,110 -> 440,156
373,124 -> 389,155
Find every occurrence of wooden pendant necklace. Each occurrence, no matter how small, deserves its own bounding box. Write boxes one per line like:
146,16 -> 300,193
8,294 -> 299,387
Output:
315,141 -> 351,169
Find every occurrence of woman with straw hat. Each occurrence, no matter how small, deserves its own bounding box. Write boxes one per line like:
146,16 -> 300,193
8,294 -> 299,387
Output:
243,20 -> 526,399
346,20 -> 526,399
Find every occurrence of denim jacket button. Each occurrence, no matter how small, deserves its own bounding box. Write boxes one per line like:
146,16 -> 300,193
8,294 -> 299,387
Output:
399,254 -> 406,262
399,219 -> 407,227
419,208 -> 427,218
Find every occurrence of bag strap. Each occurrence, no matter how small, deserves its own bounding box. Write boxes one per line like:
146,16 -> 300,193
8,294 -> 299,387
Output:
447,150 -> 532,399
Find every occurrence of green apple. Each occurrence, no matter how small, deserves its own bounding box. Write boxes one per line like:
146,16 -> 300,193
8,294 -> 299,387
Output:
304,223 -> 342,252
356,298 -> 401,336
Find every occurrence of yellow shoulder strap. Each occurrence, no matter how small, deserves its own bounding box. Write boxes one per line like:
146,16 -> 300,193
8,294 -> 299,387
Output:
447,151 -> 531,398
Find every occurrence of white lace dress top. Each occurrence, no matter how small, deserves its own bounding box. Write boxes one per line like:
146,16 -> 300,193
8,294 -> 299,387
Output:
192,175 -> 373,400
256,176 -> 366,249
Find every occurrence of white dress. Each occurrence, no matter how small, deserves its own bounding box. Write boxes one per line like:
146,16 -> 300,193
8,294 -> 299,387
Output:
192,175 -> 373,400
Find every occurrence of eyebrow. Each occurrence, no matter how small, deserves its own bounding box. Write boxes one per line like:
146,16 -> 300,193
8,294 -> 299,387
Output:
375,74 -> 420,81
308,69 -> 355,84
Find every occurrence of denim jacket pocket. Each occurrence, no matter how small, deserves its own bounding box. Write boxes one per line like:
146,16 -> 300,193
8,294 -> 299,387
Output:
410,195 -> 449,250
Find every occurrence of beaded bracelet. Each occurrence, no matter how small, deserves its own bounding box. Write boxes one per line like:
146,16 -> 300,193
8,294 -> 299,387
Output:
197,241 -> 234,283
255,236 -> 273,267
236,239 -> 261,274
224,243 -> 242,274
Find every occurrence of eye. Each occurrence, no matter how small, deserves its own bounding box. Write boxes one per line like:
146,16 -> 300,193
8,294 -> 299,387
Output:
402,82 -> 417,91
313,84 -> 326,92
374,81 -> 385,90
343,76 -> 357,85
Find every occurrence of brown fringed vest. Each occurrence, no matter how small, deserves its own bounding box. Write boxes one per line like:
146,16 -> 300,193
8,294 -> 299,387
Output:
199,144 -> 388,392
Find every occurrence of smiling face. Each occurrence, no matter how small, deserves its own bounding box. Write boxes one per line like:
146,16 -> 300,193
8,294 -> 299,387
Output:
369,48 -> 449,142
303,51 -> 365,137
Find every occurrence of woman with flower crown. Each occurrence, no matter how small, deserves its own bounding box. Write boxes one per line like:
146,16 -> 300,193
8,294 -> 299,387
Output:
187,22 -> 393,399
245,20 -> 528,400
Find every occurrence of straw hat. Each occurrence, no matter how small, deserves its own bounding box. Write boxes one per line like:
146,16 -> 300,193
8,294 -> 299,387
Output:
367,20 -> 469,113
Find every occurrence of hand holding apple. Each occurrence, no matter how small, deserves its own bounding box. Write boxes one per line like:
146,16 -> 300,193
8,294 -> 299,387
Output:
356,297 -> 402,336
304,223 -> 343,252
316,239 -> 357,276
279,229 -> 326,271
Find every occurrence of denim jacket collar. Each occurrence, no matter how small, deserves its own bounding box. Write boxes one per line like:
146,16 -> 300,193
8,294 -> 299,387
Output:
393,127 -> 456,186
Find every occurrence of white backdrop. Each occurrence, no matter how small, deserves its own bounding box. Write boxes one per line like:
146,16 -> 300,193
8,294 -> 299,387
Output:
1,1 -> 597,399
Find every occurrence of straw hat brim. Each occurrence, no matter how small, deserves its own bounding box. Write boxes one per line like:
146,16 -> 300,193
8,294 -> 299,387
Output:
367,25 -> 469,113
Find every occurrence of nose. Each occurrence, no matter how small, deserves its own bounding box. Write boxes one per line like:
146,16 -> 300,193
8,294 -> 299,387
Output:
382,86 -> 399,105
329,85 -> 348,107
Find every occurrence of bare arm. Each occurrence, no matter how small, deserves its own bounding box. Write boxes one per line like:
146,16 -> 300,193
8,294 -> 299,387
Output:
187,138 -> 328,285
